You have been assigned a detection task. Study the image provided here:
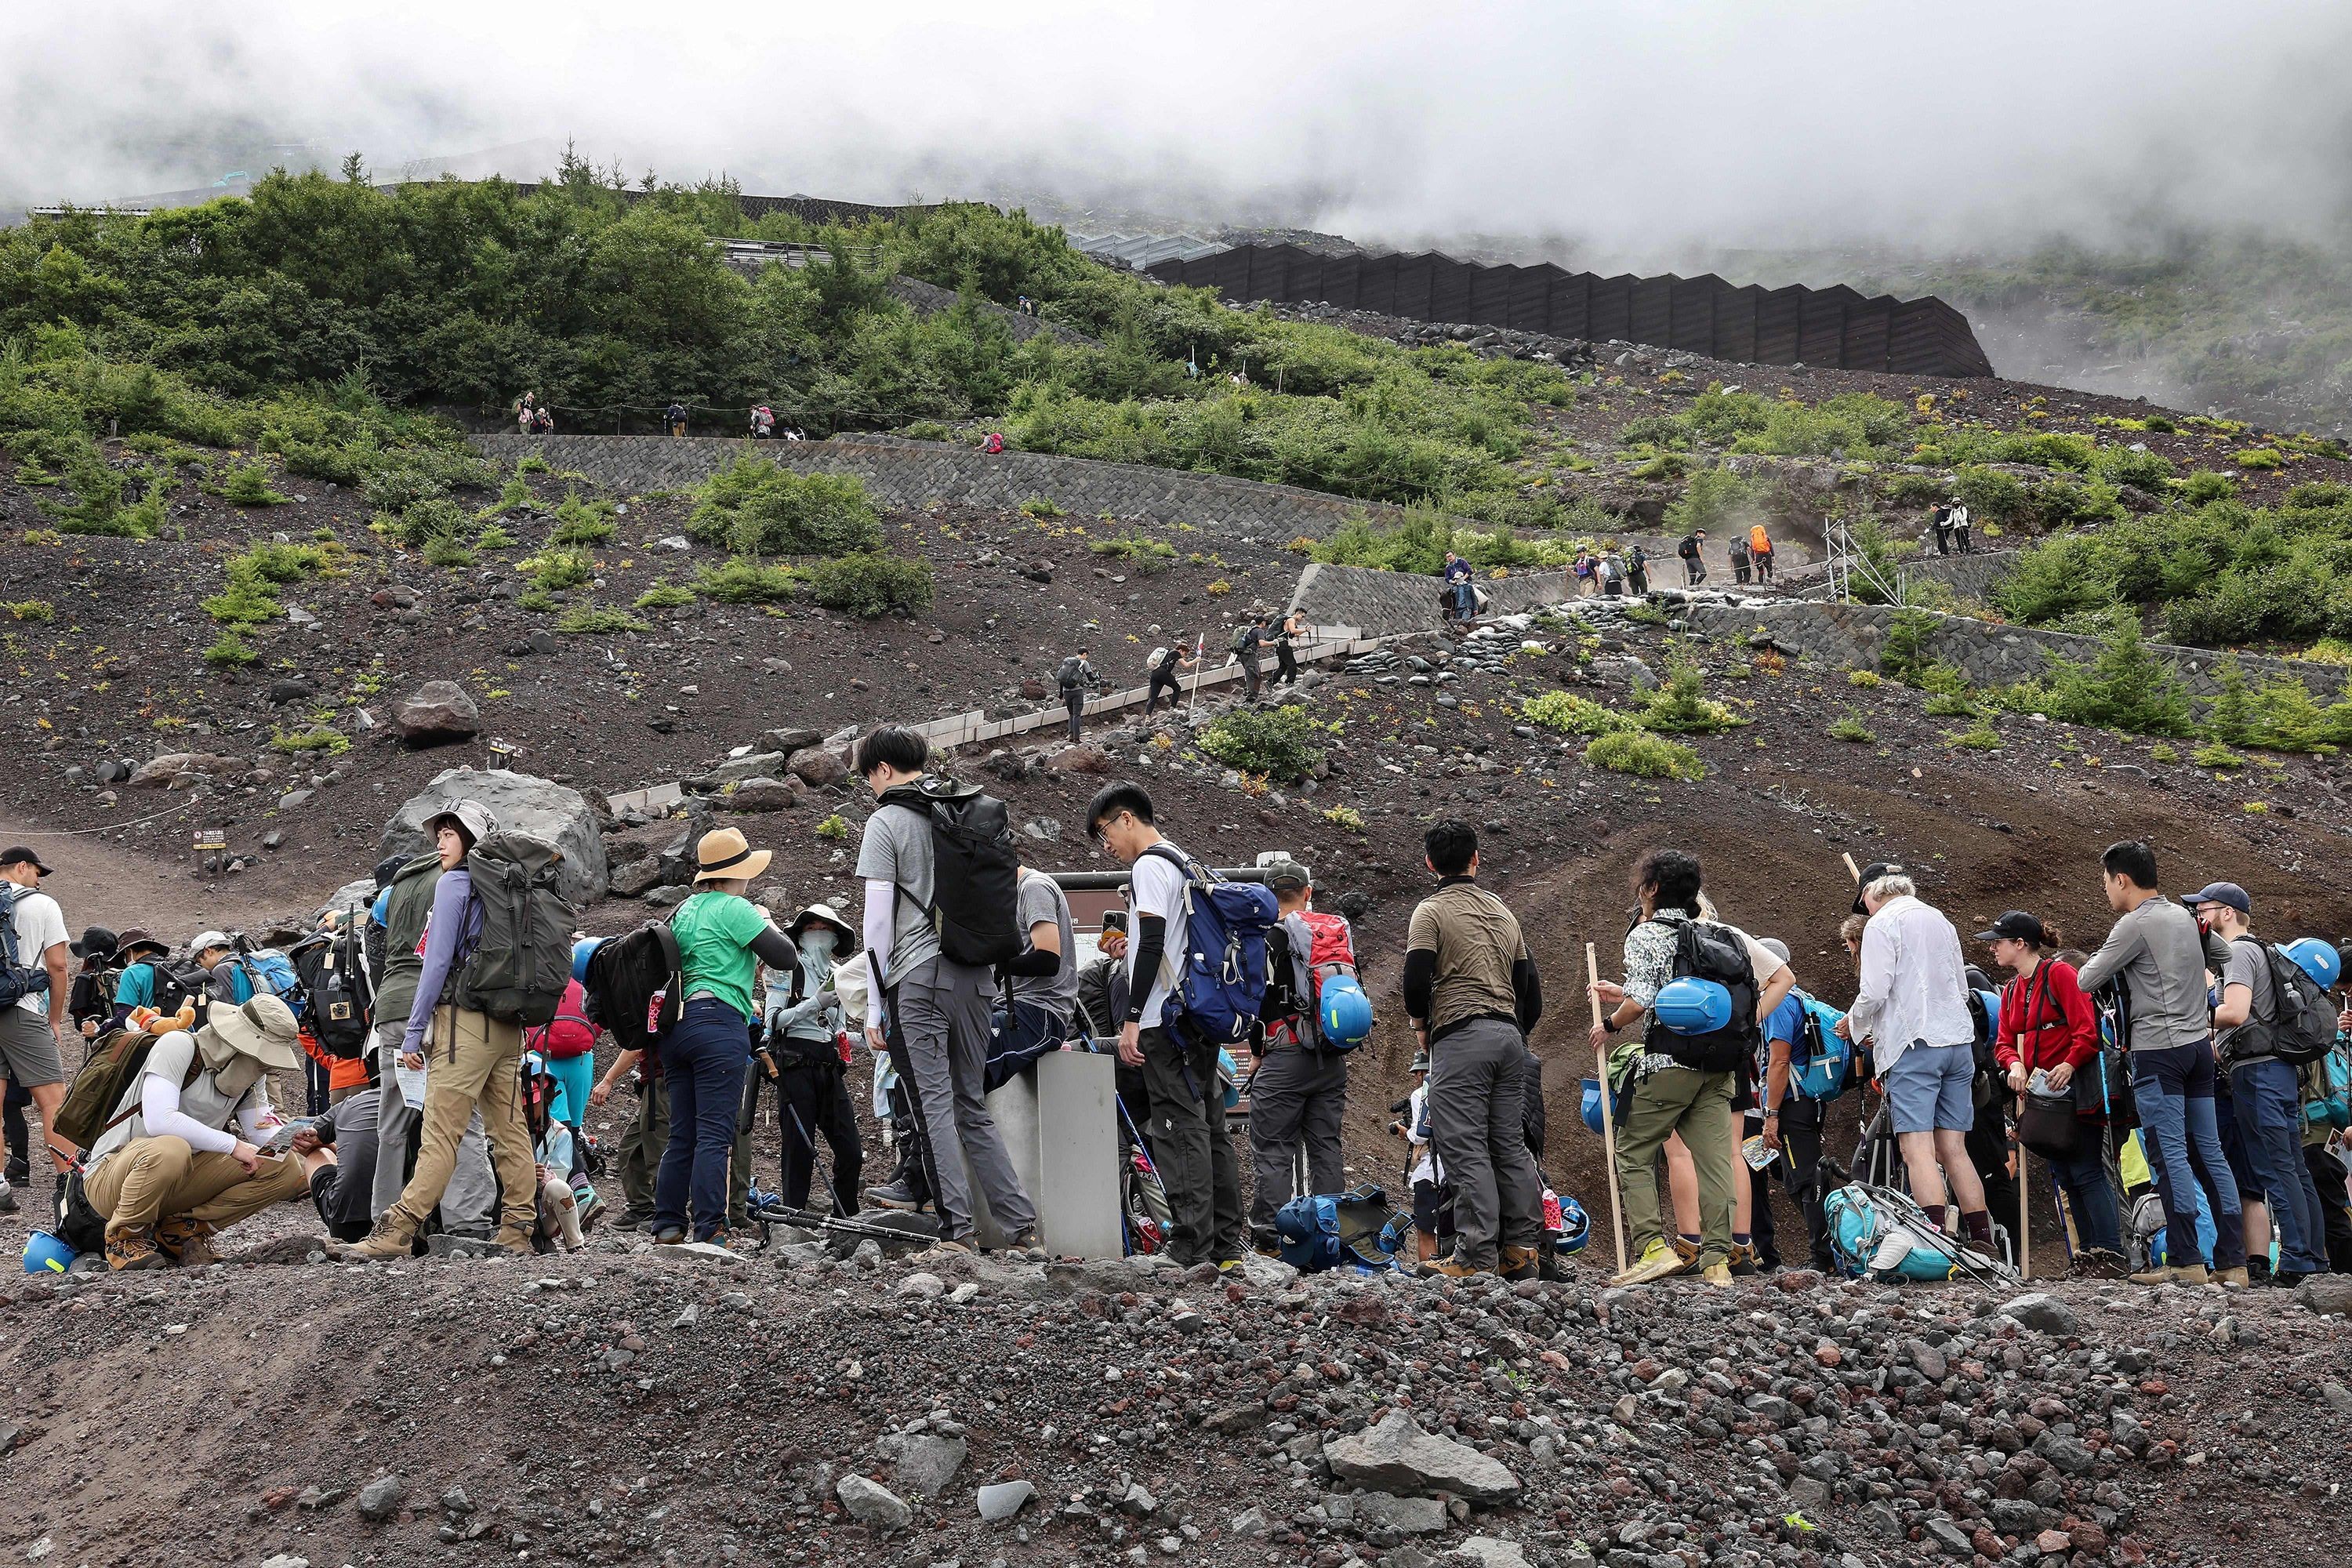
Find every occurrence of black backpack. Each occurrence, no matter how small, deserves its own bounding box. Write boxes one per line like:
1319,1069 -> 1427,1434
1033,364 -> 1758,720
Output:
877,779 -> 1020,968
2239,937 -> 2336,1065
1057,656 -> 1087,695
583,920 -> 684,1058
295,911 -> 374,1060
0,886 -> 52,1013
1677,535 -> 1700,561
67,964 -> 118,1035
1644,920 -> 1760,1074
451,833 -> 577,1026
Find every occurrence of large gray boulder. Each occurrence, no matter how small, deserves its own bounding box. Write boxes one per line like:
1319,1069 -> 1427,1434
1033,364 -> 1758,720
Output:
1323,1411 -> 1521,1503
381,768 -> 608,908
314,875 -> 379,922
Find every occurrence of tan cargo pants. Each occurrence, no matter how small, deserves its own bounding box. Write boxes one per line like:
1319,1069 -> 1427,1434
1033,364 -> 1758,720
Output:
384,1005 -> 537,1239
87,1136 -> 310,1234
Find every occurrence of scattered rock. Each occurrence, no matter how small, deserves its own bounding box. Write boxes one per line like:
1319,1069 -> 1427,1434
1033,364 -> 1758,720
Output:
356,1473 -> 405,1523
877,1430 -> 967,1495
722,776 -> 804,812
2001,1292 -> 2080,1336
836,1474 -> 911,1534
786,746 -> 848,789
1043,744 -> 1112,774
394,680 -> 482,745
895,1272 -> 946,1300
1355,1493 -> 1448,1534
1451,1539 -> 1534,1568
977,1480 -> 1036,1522
1323,1411 -> 1521,1503
2296,1275 -> 2352,1316
128,751 -> 242,789
383,768 -> 608,907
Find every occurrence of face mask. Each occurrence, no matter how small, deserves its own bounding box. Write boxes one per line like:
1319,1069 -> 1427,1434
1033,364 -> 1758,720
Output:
800,932 -> 836,961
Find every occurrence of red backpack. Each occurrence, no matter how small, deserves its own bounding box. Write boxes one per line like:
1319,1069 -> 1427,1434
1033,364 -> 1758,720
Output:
524,978 -> 599,1061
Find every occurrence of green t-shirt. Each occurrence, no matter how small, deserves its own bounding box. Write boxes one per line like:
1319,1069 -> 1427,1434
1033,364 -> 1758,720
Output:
670,891 -> 776,1022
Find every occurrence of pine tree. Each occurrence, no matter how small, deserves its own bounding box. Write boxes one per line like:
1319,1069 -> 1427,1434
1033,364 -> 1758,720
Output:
2203,658 -> 2255,746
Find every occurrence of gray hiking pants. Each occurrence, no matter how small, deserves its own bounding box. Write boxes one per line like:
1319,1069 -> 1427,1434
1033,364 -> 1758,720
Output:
886,956 -> 1036,1241
1247,1045 -> 1346,1227
1427,1016 -> 1544,1270
1139,1024 -> 1247,1266
372,1025 -> 496,1231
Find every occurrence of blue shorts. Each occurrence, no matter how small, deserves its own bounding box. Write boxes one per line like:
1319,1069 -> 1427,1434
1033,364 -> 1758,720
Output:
1883,1042 -> 1976,1134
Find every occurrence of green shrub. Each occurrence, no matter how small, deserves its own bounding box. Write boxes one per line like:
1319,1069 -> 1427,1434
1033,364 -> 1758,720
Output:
1947,719 -> 2001,750
1089,535 -> 1177,573
1878,608 -> 1940,685
554,604 -> 651,635
1828,712 -> 1877,743
1523,690 -> 1637,735
422,535 -> 474,568
1584,730 -> 1704,780
2234,448 -> 2285,470
202,630 -> 258,666
1018,496 -> 1065,517
269,724 -> 348,755
2094,445 -> 2174,492
519,548 -> 593,590
1322,805 -> 1366,833
550,489 -> 616,545
2037,615 -> 2194,736
516,455 -> 552,476
1633,648 -> 1746,733
474,524 -> 517,550
810,553 -> 933,617
688,460 -> 883,555
383,496 -> 467,548
1847,670 -> 1883,688
201,541 -> 333,626
694,557 -> 801,603
2177,470 -> 2236,504
814,813 -> 851,841
215,461 -> 290,506
1195,704 -> 1328,782
40,444 -> 158,536
633,579 -> 696,609
2190,742 -> 2245,770
5,599 -> 55,622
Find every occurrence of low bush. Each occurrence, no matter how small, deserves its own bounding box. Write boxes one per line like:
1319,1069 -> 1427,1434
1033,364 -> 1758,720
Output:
550,489 -> 616,545
202,541 -> 335,626
214,461 -> 290,506
1584,730 -> 1703,780
1195,703 -> 1329,782
1089,535 -> 1177,573
5,599 -> 55,622
202,630 -> 257,666
694,557 -> 801,603
269,724 -> 348,755
1635,647 -> 1746,734
553,604 -> 651,635
633,579 -> 696,609
1828,712 -> 1877,743
688,460 -> 883,555
519,548 -> 594,590
1523,690 -> 1637,735
810,553 -> 933,617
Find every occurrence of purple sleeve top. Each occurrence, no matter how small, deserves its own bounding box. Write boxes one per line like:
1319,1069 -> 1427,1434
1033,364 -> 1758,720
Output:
400,869 -> 477,1056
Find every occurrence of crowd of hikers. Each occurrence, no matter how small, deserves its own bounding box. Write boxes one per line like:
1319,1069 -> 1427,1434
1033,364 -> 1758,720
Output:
5,770 -> 2350,1289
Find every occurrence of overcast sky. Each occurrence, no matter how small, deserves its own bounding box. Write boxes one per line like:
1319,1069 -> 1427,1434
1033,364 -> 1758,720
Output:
6,2 -> 2348,266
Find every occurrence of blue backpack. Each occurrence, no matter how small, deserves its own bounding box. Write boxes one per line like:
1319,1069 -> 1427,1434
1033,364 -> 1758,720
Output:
227,947 -> 306,1020
1790,993 -> 1853,1100
1274,1182 -> 1403,1272
1142,845 -> 1277,1050
2304,1043 -> 2352,1131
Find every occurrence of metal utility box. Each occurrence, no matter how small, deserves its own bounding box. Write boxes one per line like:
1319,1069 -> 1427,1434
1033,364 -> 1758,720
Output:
959,1047 -> 1122,1260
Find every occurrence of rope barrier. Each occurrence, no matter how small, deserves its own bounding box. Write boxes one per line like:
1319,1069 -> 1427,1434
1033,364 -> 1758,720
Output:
9,797 -> 202,837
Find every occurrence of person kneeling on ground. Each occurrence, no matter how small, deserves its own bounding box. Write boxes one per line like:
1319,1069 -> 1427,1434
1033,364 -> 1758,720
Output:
292,1079 -> 383,1244
84,994 -> 325,1269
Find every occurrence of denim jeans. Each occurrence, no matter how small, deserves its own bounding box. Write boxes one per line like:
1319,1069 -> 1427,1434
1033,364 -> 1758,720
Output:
2131,1039 -> 2245,1269
654,996 -> 753,1240
2042,1120 -> 2123,1254
2228,1056 -> 2330,1273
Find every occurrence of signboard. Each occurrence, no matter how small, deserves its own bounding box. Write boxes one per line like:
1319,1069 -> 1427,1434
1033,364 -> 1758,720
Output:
193,827 -> 228,852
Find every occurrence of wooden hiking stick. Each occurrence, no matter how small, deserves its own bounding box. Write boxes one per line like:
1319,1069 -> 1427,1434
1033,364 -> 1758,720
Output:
1842,852 -> 1861,884
1587,940 -> 1629,1274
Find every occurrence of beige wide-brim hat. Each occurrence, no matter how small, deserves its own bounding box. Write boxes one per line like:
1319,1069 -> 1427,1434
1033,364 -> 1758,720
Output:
786,902 -> 855,954
695,826 -> 774,884
199,993 -> 303,1072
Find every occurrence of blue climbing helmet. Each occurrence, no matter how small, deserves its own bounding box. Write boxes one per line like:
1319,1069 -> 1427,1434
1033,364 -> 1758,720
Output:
1317,973 -> 1374,1051
571,936 -> 605,986
1218,1048 -> 1241,1110
2283,937 -> 2342,991
1653,977 -> 1733,1036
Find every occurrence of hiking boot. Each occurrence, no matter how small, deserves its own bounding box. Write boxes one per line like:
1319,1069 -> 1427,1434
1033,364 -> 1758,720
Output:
576,1193 -> 604,1233
1727,1242 -> 1759,1277
342,1212 -> 421,1261
490,1225 -> 537,1257
105,1225 -> 169,1272
1005,1229 -> 1047,1262
1499,1245 -> 1543,1283
1611,1237 -> 1693,1287
1250,1223 -> 1283,1257
610,1210 -> 656,1232
2215,1265 -> 2251,1289
862,1180 -> 922,1214
651,1225 -> 687,1246
154,1217 -> 220,1269
0,1181 -> 16,1215
3,1156 -> 26,1187
918,1234 -> 975,1261
2131,1262 -> 2209,1287
1698,1261 -> 1734,1287
1415,1256 -> 1485,1280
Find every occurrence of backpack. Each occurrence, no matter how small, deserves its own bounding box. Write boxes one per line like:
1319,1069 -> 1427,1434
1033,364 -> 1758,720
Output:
1677,535 -> 1700,561
293,913 -> 373,1060
1147,645 -> 1172,677
524,978 -> 599,1060
1056,655 -> 1087,696
1229,625 -> 1257,655
1273,1182 -> 1403,1272
67,964 -> 118,1034
583,920 -> 683,1058
1824,1182 -> 2012,1283
1642,920 -> 1760,1074
227,946 -> 306,1020
51,1026 -> 203,1153
0,886 -> 53,1012
2300,1042 -> 2352,1131
1963,986 -> 2004,1107
877,780 -> 1021,968
451,833 -> 577,1026
1788,992 -> 1853,1100
1142,844 -> 1278,1050
2235,938 -> 2337,1065
1279,909 -> 1369,1051
1749,524 -> 1771,554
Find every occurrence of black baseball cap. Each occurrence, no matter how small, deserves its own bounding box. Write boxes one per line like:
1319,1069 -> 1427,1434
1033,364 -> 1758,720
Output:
0,846 -> 56,877
2187,881 -> 2252,916
1851,861 -> 1897,916
1973,910 -> 2045,946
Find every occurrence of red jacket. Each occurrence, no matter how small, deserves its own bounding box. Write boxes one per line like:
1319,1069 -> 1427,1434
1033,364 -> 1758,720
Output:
1994,959 -> 2099,1077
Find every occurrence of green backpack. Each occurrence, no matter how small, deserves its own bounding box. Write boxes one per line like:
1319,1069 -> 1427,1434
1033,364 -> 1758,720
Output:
452,833 -> 576,1026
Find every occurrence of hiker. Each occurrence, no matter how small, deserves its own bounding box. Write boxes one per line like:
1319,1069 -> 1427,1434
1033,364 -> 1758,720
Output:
1086,780 -> 1247,1269
750,405 -> 775,439
1075,909 -> 1131,1040
1596,551 -> 1626,598
2193,881 -> 2331,1283
521,1051 -> 591,1251
67,926 -> 119,1039
522,972 -> 598,1135
858,726 -> 1042,1258
0,846 -> 74,1200
1272,609 -> 1305,686
1442,551 -> 1475,622
1840,863 -> 1998,1253
1144,641 -> 1195,717
291,1081 -> 382,1244
1929,500 -> 1953,556
104,927 -> 176,1031
346,801 -> 539,1259
514,392 -> 535,434
589,1044 -> 666,1229
997,863 -> 1077,1069
760,903 -> 863,1216
1056,647 -> 1100,744
366,825 -> 498,1240
2074,841 -> 2249,1287
1978,910 -> 2125,1270
1573,550 -> 1597,597
1406,819 -> 1546,1280
982,431 -> 1005,456
1748,523 -> 1775,585
1591,850 -> 1793,1286
1232,619 -> 1266,703
666,401 -> 688,438
1951,499 -> 1973,555
83,995 -> 323,1269
1754,938 -> 1835,1273
1393,1051 -> 1448,1263
1248,860 -> 1351,1248
1626,543 -> 1650,596
1678,528 -> 1708,586
1730,935 -> 1795,1274
1729,534 -> 1751,586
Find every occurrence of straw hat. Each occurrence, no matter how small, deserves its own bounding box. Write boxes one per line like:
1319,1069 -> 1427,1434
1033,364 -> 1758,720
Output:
198,994 -> 303,1072
694,826 -> 773,884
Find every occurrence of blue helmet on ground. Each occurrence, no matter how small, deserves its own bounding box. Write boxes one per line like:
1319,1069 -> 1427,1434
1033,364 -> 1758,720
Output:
2284,937 -> 2342,991
1318,974 -> 1374,1049
23,1230 -> 73,1274
1553,1193 -> 1591,1254
1654,977 -> 1733,1036
571,936 -> 605,986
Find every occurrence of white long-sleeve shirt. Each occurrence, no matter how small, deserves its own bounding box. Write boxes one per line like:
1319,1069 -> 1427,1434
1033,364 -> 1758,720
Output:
85,1030 -> 275,1169
1847,895 -> 1976,1073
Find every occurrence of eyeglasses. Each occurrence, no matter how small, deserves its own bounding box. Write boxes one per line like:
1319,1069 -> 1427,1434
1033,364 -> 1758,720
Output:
1086,811 -> 1123,844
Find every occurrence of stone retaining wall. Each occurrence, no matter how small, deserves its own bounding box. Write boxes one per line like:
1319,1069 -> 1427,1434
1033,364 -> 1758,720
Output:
1682,600 -> 2344,702
1285,561 -> 1578,634
473,434 -> 1410,542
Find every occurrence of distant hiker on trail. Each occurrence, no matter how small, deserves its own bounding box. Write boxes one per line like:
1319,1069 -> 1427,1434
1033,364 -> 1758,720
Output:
1930,501 -> 1953,556
1087,780 -> 1248,1270
1842,862 -> 1998,1254
1405,819 -> 1546,1280
532,405 -> 554,434
1573,550 -> 1597,597
858,725 -> 1042,1261
666,401 -> 688,438
0,846 -> 73,1200
514,391 -> 536,434
1595,551 -> 1626,597
758,904 -> 862,1217
1248,859 -> 1352,1249
1590,849 -> 1793,1287
1950,499 -> 1973,555
1231,618 -> 1267,703
82,994 -> 327,1269
1678,528 -> 1708,586
1442,551 -> 1475,622
1729,534 -> 1752,586
1626,543 -> 1651,596
2074,840 -> 2248,1287
1144,641 -> 1196,717
750,405 -> 775,439
1056,648 -> 1101,744
1749,523 -> 1775,584
982,431 -> 1005,456
1272,609 -> 1305,686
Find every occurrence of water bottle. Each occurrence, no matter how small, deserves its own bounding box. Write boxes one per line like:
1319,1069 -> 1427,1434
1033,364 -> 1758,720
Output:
644,986 -> 668,1039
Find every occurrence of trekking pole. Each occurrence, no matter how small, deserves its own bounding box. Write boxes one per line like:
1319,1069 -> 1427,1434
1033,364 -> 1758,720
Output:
1586,941 -> 1628,1274
2017,1142 -> 2031,1279
1842,853 -> 1860,884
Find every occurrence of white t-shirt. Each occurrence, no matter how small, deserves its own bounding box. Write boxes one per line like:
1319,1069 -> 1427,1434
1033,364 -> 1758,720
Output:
1125,844 -> 1190,1030
5,887 -> 67,1016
